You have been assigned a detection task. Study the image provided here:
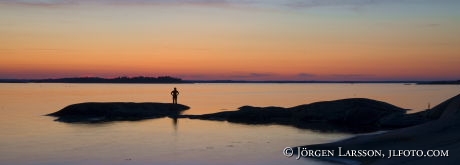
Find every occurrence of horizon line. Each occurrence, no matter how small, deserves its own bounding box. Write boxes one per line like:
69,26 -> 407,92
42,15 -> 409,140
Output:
0,76 -> 459,84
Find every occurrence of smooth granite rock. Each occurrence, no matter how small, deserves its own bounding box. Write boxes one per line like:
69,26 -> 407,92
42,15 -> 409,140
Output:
180,98 -> 411,133
296,94 -> 460,165
47,102 -> 189,123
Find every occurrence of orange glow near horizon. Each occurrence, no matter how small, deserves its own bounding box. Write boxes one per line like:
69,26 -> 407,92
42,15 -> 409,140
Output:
1,2 -> 459,80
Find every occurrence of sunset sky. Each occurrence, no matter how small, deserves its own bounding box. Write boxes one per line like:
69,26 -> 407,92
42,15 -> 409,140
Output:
1,0 -> 459,81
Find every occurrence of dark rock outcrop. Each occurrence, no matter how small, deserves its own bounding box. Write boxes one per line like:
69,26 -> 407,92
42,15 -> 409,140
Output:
180,98 -> 410,133
47,102 -> 189,123
296,94 -> 460,165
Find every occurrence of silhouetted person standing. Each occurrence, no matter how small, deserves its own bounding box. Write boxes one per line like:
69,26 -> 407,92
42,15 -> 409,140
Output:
171,87 -> 179,104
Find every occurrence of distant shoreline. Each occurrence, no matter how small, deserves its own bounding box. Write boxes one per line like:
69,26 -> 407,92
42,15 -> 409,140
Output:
1,77 -> 459,85
0,76 -> 187,84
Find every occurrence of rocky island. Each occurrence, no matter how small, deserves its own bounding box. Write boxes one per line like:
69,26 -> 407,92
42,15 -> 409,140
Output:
295,94 -> 460,165
50,96 -> 446,134
47,94 -> 460,164
47,102 -> 189,123
180,98 -> 417,133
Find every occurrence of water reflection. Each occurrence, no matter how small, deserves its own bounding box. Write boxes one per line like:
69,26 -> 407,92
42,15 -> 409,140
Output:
0,83 -> 459,165
171,116 -> 178,131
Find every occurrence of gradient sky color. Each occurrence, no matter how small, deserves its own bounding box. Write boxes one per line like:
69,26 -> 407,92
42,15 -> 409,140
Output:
1,0 -> 459,81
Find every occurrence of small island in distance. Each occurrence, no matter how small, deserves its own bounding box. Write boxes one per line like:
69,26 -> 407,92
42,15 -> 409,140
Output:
0,76 -> 185,83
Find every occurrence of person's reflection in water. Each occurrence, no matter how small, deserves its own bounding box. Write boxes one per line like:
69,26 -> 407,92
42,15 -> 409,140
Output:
172,117 -> 178,131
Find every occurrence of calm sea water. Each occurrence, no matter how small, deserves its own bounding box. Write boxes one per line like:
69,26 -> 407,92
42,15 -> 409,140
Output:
0,83 -> 459,165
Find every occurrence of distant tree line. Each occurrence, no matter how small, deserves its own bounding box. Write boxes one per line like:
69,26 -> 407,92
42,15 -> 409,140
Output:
1,76 -> 185,83
417,80 -> 460,85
